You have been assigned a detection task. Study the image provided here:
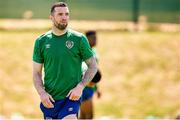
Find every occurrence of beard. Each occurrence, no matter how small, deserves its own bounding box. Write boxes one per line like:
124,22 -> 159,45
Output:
54,21 -> 68,30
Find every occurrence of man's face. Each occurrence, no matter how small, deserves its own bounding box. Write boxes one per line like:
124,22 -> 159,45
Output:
50,6 -> 69,30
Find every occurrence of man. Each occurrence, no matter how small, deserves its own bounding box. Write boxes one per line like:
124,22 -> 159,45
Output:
32,2 -> 97,119
80,31 -> 102,119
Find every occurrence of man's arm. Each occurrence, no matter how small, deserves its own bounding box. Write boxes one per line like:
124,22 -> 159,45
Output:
81,56 -> 97,86
33,62 -> 54,108
67,56 -> 97,101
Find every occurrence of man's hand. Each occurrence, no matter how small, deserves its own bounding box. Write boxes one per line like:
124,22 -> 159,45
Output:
66,83 -> 84,101
40,91 -> 55,108
33,62 -> 55,108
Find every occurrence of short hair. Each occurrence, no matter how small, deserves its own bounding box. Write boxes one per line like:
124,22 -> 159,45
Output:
51,2 -> 68,14
85,30 -> 96,37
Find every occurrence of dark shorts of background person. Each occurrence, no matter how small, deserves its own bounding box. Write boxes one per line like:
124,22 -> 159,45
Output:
40,97 -> 81,119
81,87 -> 95,102
81,70 -> 102,102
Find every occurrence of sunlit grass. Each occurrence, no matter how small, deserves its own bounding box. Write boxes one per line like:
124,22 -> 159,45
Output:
0,29 -> 180,119
0,30 -> 43,118
94,31 -> 180,118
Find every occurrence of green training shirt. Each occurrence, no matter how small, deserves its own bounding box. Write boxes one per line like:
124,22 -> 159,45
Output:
33,29 -> 93,100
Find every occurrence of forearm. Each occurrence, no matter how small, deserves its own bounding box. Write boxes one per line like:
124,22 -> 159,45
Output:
81,57 -> 97,86
67,57 -> 97,101
33,72 -> 46,95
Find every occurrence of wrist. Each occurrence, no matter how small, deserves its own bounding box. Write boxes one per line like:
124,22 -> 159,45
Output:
78,82 -> 85,89
38,89 -> 46,96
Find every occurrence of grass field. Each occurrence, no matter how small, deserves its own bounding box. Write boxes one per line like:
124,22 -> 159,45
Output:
0,22 -> 180,119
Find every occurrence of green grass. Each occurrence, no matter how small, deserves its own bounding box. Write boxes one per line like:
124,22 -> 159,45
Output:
0,29 -> 180,119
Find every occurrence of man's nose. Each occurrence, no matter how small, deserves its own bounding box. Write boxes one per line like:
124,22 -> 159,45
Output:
62,15 -> 67,19
62,18 -> 67,22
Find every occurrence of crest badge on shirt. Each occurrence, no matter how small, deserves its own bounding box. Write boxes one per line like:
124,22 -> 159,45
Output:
66,40 -> 74,49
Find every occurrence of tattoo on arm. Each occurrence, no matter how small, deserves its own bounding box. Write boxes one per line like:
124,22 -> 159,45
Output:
81,56 -> 97,86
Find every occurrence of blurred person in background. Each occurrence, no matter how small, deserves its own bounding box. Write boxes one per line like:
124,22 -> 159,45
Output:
32,2 -> 97,119
80,30 -> 102,119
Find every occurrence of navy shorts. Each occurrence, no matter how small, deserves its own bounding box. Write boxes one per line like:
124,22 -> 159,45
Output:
40,97 -> 81,119
81,87 -> 94,102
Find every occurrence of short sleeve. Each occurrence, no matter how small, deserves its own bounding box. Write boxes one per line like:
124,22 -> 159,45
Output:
80,35 -> 94,61
32,39 -> 44,63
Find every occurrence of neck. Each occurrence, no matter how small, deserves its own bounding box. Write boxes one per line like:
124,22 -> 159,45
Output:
52,26 -> 67,36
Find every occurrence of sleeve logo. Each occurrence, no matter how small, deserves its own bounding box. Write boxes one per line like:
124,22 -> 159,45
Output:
45,44 -> 51,49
